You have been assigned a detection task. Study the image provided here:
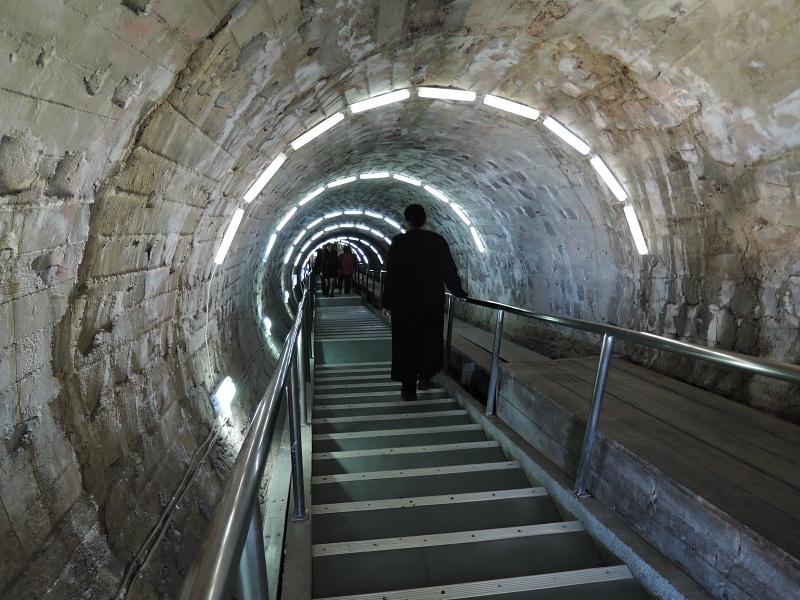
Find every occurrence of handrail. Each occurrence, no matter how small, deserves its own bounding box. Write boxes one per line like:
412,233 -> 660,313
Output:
449,294 -> 800,385
180,286 -> 310,600
444,291 -> 800,497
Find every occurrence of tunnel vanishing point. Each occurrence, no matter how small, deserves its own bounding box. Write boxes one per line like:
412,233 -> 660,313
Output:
1,1 -> 799,599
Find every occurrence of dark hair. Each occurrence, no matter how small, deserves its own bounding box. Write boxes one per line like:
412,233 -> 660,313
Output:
404,204 -> 427,228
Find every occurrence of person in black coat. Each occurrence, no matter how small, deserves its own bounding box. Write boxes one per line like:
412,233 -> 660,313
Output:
382,204 -> 467,401
321,244 -> 338,297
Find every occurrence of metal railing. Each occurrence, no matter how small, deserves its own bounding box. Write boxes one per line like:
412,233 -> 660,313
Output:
179,283 -> 313,600
354,264 -> 386,309
443,294 -> 800,497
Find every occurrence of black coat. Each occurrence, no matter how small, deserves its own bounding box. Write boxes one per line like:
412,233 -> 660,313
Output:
382,229 -> 466,311
321,249 -> 338,277
382,229 -> 466,382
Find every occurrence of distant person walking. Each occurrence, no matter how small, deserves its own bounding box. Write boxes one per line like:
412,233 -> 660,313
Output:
321,244 -> 338,297
382,204 -> 467,401
338,246 -> 356,294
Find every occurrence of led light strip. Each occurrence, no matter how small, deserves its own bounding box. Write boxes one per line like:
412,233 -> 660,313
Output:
293,237 -> 370,268
298,235 -> 385,269
216,86 -> 647,283
290,209 -> 405,250
267,172 -> 483,257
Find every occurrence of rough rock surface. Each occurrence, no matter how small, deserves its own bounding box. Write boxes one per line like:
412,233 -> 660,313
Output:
0,0 -> 798,598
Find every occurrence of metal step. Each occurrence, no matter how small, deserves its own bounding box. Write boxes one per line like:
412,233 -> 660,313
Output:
311,462 -> 531,504
311,442 -> 508,476
314,521 -> 584,556
315,381 -> 412,390
313,440 -> 500,460
311,490 -> 564,545
314,373 -> 393,383
316,389 -> 449,401
314,382 -> 444,395
312,424 -> 488,453
312,411 -> 471,434
316,361 -> 391,369
312,525 -> 605,597
313,398 -> 456,416
307,300 -> 647,600
313,391 -> 452,407
313,566 -> 640,600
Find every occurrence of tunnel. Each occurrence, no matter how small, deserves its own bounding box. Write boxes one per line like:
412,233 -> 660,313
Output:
1,1 -> 799,599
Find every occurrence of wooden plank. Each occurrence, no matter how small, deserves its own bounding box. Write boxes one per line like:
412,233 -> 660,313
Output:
453,319 -> 550,363
612,359 -> 800,445
537,360 -> 800,557
498,364 -> 589,473
587,436 -> 800,600
451,335 -> 494,372
569,358 -> 800,475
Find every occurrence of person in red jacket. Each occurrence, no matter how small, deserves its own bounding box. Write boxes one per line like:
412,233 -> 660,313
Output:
381,204 -> 467,401
338,246 -> 356,294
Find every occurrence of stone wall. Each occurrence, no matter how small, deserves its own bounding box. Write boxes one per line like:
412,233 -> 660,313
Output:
0,0 -> 798,597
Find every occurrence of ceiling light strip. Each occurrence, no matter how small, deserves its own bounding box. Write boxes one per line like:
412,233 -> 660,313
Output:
484,95 -> 540,120
393,173 -> 421,186
418,87 -> 476,102
243,153 -> 287,203
542,117 -> 591,155
262,233 -> 278,262
276,206 -> 297,231
623,205 -> 649,255
470,226 -> 486,254
590,156 -> 628,202
299,187 -> 325,206
290,113 -> 345,150
350,89 -> 410,114
328,176 -> 357,188
214,208 -> 245,265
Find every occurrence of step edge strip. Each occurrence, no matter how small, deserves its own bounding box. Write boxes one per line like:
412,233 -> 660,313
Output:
315,382 -> 418,390
312,520 -> 584,556
315,375 -> 394,383
316,390 -> 443,400
312,410 -> 465,424
316,361 -> 392,368
313,399 -> 454,411
311,440 -> 500,460
311,424 -> 483,440
311,487 -> 547,514
317,336 -> 392,341
311,461 -> 520,484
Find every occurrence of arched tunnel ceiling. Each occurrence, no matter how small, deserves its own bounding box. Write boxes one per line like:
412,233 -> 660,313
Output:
244,98 -> 635,327
2,1 -> 799,597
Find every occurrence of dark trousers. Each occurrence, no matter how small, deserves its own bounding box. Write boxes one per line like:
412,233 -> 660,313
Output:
322,276 -> 335,296
342,274 -> 353,294
390,307 -> 444,384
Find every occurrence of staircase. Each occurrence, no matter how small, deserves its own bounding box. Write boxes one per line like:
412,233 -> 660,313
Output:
308,296 -> 647,599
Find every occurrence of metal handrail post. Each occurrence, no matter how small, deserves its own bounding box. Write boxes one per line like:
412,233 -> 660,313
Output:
574,333 -> 615,497
379,270 -> 384,308
235,501 -> 268,600
287,361 -> 308,520
444,295 -> 455,373
486,309 -> 505,416
296,329 -> 309,425
371,269 -> 376,307
307,286 -> 315,361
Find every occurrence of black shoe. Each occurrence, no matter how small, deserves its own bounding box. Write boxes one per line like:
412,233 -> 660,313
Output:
401,381 -> 417,401
418,378 -> 437,390
401,390 -> 417,401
